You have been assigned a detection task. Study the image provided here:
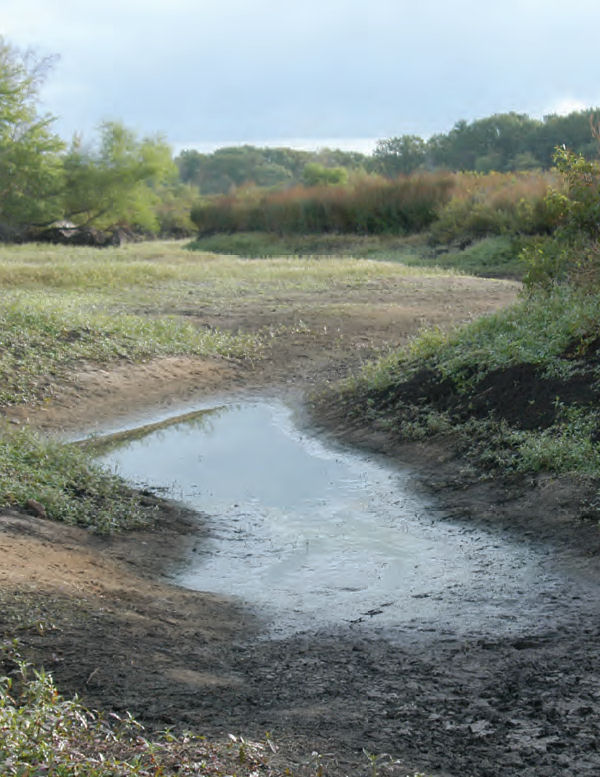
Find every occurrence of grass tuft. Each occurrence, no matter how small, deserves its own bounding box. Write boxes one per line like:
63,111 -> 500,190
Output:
0,423 -> 150,532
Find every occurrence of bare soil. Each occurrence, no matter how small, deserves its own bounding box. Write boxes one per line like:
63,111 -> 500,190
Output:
3,273 -> 600,776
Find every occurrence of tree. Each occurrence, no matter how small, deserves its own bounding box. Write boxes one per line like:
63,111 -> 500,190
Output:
302,162 -> 348,186
62,121 -> 176,232
373,135 -> 427,177
0,37 -> 64,233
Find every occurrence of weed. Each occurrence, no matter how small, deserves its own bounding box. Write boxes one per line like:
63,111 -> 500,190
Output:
0,650 -> 280,776
0,423 -> 150,532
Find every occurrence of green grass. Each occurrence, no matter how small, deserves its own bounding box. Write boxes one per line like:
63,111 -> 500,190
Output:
0,423 -> 151,532
188,232 -> 526,278
188,231 -> 428,260
0,655 -> 276,777
362,285 -> 600,389
337,285 -> 600,479
416,236 -> 525,278
0,293 -> 259,406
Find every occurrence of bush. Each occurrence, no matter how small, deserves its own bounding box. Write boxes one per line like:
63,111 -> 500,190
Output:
523,148 -> 600,289
429,171 -> 555,244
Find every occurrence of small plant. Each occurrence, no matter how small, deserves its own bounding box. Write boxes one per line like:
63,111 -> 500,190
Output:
0,649 -> 283,776
0,422 -> 151,532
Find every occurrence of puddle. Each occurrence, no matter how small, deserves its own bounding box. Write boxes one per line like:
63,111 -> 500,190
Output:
96,399 -> 577,639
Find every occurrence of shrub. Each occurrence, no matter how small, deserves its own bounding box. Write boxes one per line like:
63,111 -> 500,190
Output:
523,148 -> 600,288
429,171 -> 555,244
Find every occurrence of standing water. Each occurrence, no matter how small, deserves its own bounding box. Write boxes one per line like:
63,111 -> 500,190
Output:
96,399 -> 570,639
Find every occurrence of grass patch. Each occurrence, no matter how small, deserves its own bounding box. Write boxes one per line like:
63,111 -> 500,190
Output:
188,231 -> 429,261
188,232 -> 526,279
0,294 -> 259,405
364,285 -> 600,390
335,285 -> 600,479
419,236 -> 525,278
0,655 -> 276,777
0,423 -> 151,532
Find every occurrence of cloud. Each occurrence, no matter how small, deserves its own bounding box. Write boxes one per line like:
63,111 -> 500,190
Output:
3,0 -> 600,148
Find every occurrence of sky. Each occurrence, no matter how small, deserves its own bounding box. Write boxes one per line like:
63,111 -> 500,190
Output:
1,0 -> 599,155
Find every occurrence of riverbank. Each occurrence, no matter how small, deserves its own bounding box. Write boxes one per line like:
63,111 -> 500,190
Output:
3,242 -> 600,776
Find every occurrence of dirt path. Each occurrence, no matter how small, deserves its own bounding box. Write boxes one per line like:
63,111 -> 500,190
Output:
4,272 -> 600,776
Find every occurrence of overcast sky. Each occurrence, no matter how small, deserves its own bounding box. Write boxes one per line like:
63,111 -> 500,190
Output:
1,0 -> 599,154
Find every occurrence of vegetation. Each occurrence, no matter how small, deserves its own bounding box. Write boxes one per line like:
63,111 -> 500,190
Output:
191,174 -> 455,236
188,232 -> 525,278
176,145 -> 368,195
374,110 -> 600,175
0,655 -> 279,777
0,39 -> 64,235
62,121 -> 177,233
330,147 -> 600,482
0,37 -> 197,240
0,424 -> 150,532
188,170 -> 555,279
177,110 -> 600,199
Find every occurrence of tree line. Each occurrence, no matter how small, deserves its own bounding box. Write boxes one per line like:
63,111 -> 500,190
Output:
2,33 -> 600,241
178,112 -> 600,196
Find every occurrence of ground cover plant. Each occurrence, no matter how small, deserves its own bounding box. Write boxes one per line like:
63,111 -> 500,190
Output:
189,232 -> 526,278
0,652 -> 279,777
0,422 -> 151,531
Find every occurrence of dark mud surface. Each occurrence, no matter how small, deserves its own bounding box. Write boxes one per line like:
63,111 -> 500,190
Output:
364,333 -> 600,433
4,405 -> 600,777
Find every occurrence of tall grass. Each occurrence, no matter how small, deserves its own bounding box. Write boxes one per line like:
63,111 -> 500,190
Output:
191,173 -> 454,236
190,170 -> 555,245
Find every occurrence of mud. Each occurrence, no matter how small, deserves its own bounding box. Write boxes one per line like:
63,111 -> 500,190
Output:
2,272 -> 600,776
367,332 -> 600,433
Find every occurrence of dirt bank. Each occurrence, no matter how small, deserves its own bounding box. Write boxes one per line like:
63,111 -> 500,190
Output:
3,272 -> 600,776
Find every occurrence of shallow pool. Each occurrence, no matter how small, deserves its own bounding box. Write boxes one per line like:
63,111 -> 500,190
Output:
96,399 -> 567,639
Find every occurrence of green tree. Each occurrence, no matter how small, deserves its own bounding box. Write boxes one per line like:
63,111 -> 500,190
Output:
302,162 -> 348,186
0,37 -> 64,234
62,121 -> 176,232
373,135 -> 427,176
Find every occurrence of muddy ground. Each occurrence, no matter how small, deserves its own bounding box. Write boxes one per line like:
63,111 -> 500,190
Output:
2,273 -> 600,776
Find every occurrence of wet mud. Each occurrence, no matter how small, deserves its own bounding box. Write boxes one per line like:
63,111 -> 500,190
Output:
22,397 -> 598,777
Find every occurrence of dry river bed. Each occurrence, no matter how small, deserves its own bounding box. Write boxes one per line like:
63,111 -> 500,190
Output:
2,273 -> 600,777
